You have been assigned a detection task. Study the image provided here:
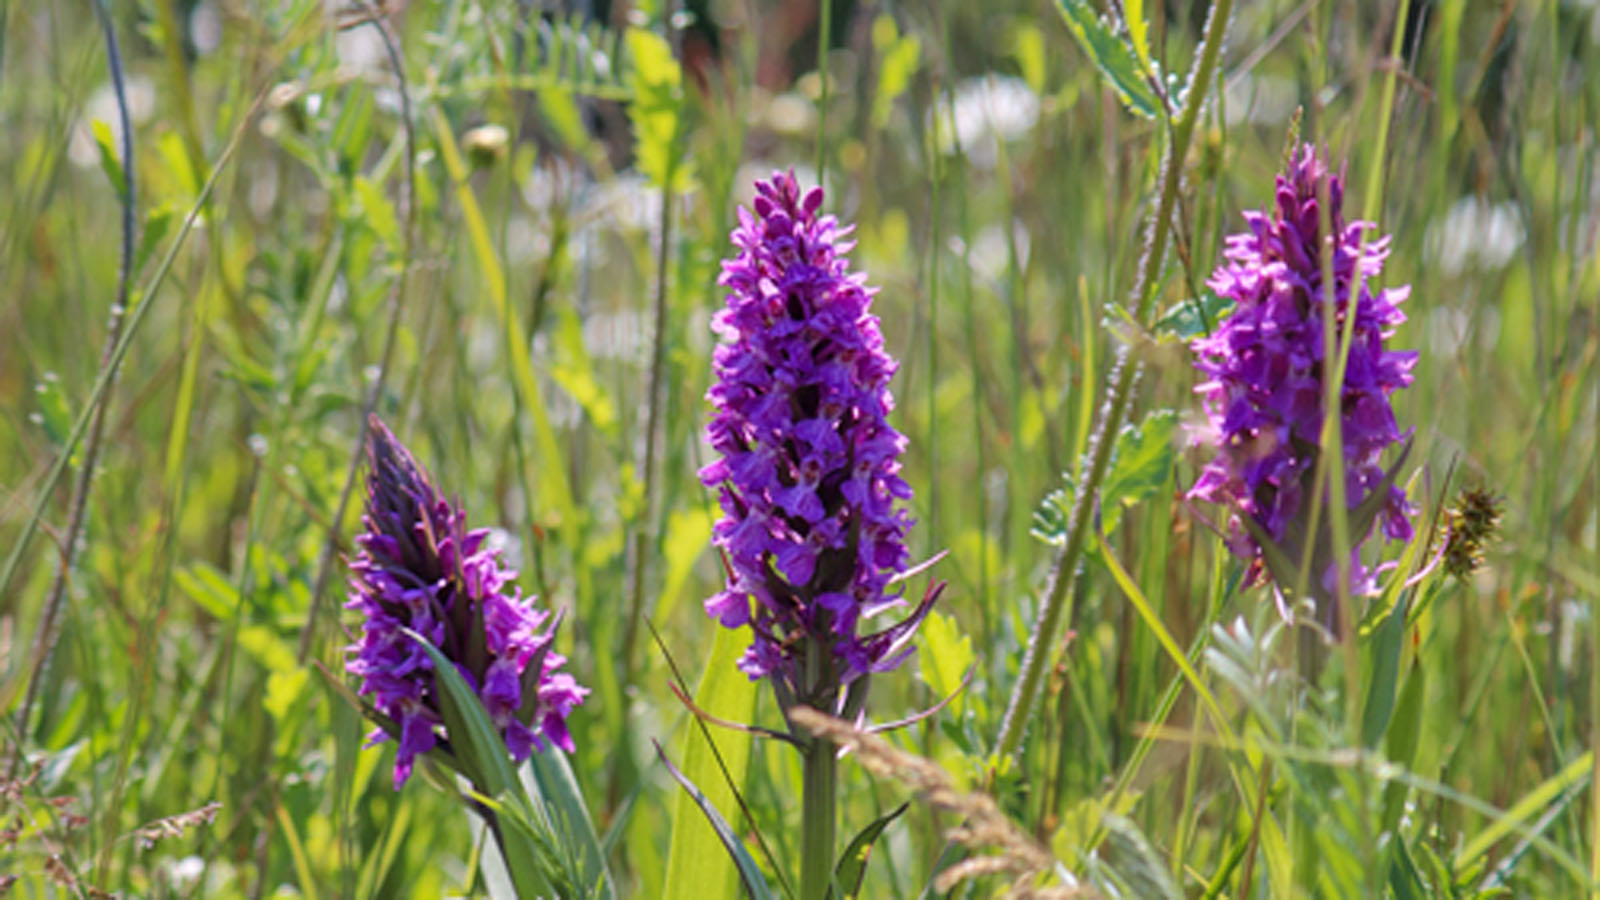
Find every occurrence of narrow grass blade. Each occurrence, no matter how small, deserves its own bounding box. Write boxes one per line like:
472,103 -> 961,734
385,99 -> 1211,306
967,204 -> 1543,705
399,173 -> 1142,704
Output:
663,624 -> 761,900
1454,750 -> 1593,876
1097,533 -> 1294,894
429,106 -> 576,533
656,740 -> 776,900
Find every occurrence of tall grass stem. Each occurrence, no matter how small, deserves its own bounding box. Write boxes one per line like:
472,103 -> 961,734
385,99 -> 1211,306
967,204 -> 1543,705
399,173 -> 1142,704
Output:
10,0 -> 135,768
994,0 -> 1235,763
297,2 -> 417,663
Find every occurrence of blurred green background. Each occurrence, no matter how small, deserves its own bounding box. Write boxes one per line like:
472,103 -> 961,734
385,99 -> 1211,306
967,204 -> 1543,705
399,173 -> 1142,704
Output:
1,0 -> 1596,896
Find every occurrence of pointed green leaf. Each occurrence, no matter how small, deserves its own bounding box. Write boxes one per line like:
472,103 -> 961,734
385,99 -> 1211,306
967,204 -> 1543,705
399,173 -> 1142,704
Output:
1381,659 -> 1428,830
1097,813 -> 1183,900
917,611 -> 972,709
830,802 -> 908,899
400,628 -> 554,898
134,204 -> 175,275
550,305 -> 619,438
1013,23 -> 1048,94
1361,591 -> 1409,748
1124,0 -> 1152,72
1453,750 -> 1593,874
523,747 -> 616,899
90,118 -> 127,197
353,175 -> 399,247
1053,0 -> 1161,118
1386,837 -> 1428,900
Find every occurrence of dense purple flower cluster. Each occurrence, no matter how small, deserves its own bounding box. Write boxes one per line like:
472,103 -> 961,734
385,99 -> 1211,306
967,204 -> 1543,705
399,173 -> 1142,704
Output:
1189,145 -> 1417,594
346,416 -> 587,788
699,171 -> 931,696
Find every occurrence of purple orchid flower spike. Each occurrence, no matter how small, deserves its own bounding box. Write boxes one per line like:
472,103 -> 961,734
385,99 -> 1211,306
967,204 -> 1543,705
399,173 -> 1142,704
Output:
699,170 -> 939,721
345,415 -> 588,788
1187,145 -> 1418,631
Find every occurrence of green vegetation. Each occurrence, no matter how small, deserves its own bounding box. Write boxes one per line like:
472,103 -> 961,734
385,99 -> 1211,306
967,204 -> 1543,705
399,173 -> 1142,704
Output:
2,0 -> 1596,896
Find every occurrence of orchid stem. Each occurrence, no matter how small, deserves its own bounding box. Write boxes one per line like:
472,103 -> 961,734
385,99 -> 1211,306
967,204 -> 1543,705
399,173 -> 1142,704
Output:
800,735 -> 838,900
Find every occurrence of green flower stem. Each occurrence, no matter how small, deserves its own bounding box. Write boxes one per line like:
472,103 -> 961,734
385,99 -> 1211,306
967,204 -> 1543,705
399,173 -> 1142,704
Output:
800,735 -> 838,900
994,0 -> 1235,764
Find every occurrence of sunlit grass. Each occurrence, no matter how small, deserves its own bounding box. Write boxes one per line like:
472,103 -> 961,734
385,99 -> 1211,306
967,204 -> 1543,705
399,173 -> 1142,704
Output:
1,0 -> 1596,896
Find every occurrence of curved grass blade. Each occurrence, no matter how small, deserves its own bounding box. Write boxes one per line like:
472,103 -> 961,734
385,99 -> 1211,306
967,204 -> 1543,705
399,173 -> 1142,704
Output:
1453,750 -> 1593,878
655,740 -> 776,900
830,802 -> 908,899
664,624 -> 762,900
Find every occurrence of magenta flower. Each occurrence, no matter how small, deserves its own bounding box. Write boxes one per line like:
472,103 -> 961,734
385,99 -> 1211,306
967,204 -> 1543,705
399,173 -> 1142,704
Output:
345,416 -> 587,788
1188,145 -> 1418,601
699,171 -> 935,703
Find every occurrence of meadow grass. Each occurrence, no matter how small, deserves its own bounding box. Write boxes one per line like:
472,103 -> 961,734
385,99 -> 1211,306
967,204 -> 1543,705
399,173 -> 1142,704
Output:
2,0 -> 1597,896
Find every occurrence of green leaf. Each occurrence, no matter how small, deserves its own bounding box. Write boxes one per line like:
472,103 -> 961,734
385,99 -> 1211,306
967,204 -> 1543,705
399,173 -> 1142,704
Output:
1381,660 -> 1427,829
1029,478 -> 1075,546
870,16 -> 921,129
1360,589 -> 1409,748
90,118 -> 127,197
430,107 -> 577,533
830,802 -> 908,899
1100,409 -> 1178,523
1032,410 -> 1176,546
1387,838 -> 1429,900
917,611 -> 973,709
30,372 -> 74,451
1096,813 -> 1183,900
523,748 -> 617,899
657,506 -> 713,618
1053,0 -> 1161,118
134,204 -> 175,275
401,628 -> 555,899
1154,292 -> 1233,341
657,740 -> 775,900
626,27 -> 692,190
663,626 -> 761,900
1013,23 -> 1048,94
539,87 -> 590,150
1453,750 -> 1593,875
1123,0 -> 1152,72
1053,789 -> 1141,868
353,175 -> 400,247
549,305 -> 618,438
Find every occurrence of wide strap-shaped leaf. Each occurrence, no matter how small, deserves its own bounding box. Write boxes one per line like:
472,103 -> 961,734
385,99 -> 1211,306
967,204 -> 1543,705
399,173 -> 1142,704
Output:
656,741 -> 775,900
401,628 -> 555,898
663,625 -> 761,900
523,746 -> 617,899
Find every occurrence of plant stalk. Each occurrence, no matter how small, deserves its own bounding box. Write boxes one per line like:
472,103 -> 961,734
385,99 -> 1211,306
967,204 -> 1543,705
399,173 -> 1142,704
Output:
10,0 -> 134,770
993,0 -> 1234,763
800,735 -> 838,900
